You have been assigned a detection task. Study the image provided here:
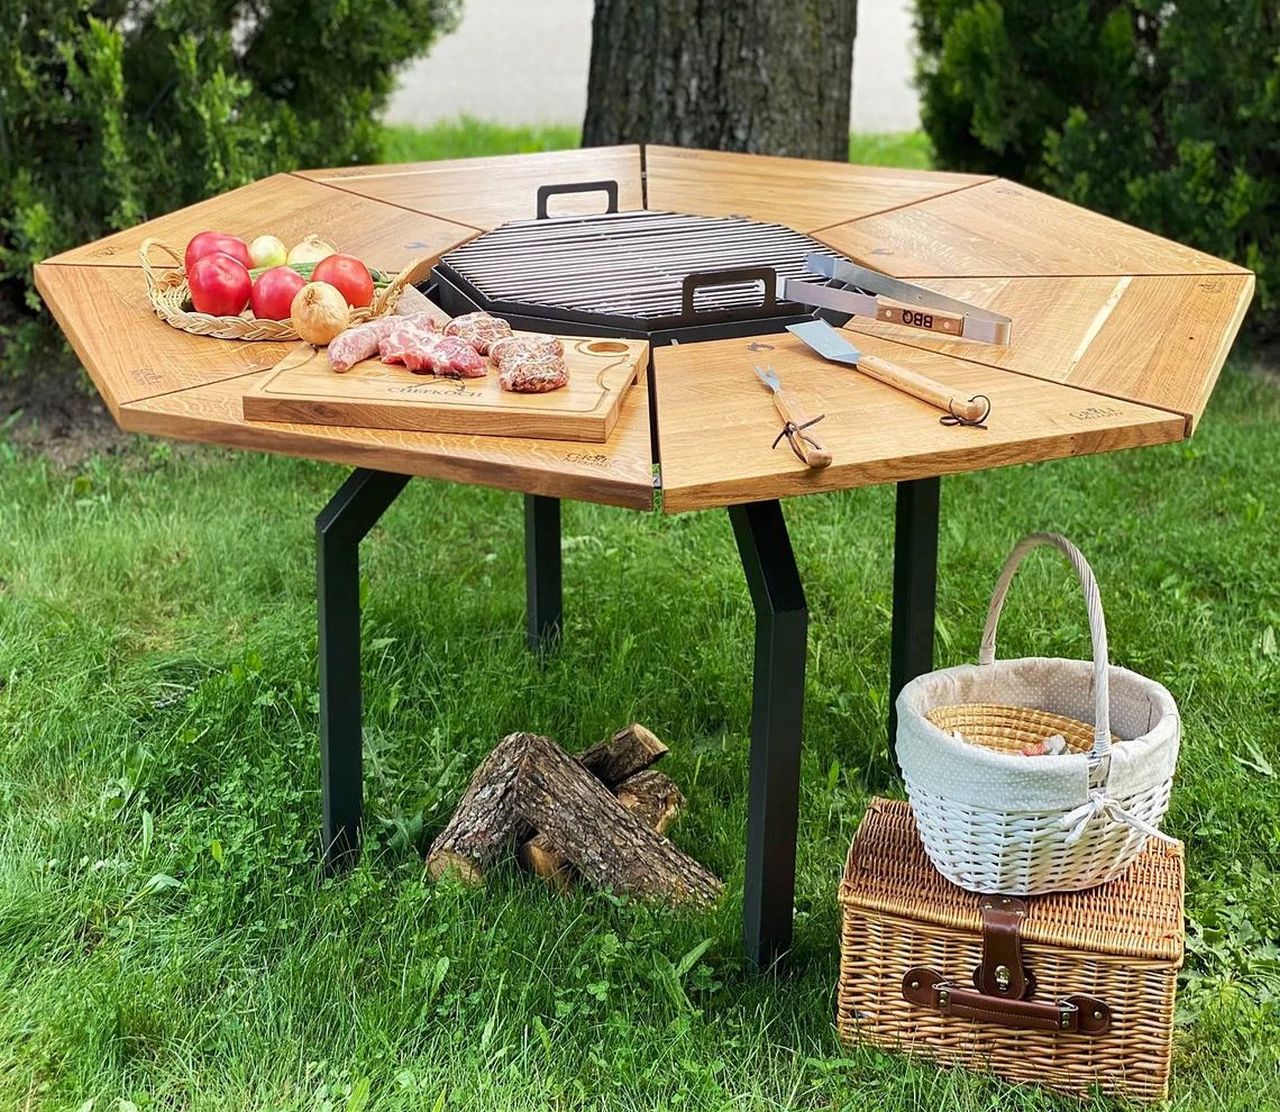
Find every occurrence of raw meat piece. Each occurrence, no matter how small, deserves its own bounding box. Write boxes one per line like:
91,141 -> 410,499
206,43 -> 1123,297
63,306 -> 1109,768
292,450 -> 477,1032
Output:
499,354 -> 569,394
444,311 -> 513,354
490,334 -> 563,366
403,334 -> 487,378
379,320 -> 437,365
328,317 -> 399,373
395,311 -> 439,332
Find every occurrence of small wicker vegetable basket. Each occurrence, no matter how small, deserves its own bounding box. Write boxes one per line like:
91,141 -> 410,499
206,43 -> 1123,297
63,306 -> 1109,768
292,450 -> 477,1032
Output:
896,533 -> 1180,895
140,239 -> 432,341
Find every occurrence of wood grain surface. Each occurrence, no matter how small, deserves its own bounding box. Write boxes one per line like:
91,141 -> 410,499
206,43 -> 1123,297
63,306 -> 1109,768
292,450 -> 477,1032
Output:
654,331 -> 1185,513
121,366 -> 657,509
644,146 -> 991,231
243,335 -> 649,442
43,175 -> 478,274
297,147 -> 644,230
33,262 -> 294,413
816,179 -> 1248,279
35,147 -> 1252,509
841,273 -> 1255,430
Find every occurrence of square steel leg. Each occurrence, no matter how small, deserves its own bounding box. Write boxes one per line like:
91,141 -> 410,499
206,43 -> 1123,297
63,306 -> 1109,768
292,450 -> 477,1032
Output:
888,477 -> 940,773
316,468 -> 410,872
729,500 -> 807,968
524,494 -> 562,653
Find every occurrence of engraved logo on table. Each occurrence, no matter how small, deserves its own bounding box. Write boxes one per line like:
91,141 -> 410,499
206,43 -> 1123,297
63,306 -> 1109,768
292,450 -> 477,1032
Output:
563,452 -> 610,469
132,366 -> 164,385
1069,405 -> 1125,421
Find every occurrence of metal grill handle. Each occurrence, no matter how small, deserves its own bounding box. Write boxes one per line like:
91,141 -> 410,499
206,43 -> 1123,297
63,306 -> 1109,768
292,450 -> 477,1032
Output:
535,180 -> 620,220
681,267 -> 778,317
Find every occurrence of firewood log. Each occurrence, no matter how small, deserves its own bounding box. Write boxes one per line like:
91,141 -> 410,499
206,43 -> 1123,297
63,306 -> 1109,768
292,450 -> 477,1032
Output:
519,769 -> 685,892
517,724 -> 672,892
512,734 -> 721,906
426,731 -> 541,884
576,723 -> 668,785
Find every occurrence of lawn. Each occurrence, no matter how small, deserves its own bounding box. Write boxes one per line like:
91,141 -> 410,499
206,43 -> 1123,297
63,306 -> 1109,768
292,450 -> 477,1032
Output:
1,123 -> 1278,1110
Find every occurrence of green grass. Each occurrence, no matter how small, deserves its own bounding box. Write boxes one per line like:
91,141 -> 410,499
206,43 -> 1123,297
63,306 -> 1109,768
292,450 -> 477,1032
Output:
380,119 -> 582,163
380,119 -> 933,170
3,125 -> 1279,1109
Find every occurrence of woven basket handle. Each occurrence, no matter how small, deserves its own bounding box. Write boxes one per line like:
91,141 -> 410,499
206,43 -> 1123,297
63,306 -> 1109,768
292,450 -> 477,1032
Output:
140,238 -> 184,290
978,533 -> 1111,758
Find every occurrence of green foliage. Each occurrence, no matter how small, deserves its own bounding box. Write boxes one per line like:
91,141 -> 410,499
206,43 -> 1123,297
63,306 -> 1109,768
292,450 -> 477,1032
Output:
0,0 -> 460,344
916,0 -> 1278,330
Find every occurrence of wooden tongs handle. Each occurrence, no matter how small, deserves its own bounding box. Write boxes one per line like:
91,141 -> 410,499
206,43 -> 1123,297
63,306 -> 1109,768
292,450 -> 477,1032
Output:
857,353 -> 990,425
771,390 -> 832,469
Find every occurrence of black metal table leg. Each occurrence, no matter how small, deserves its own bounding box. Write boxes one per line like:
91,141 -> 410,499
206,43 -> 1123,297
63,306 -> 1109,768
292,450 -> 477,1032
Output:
524,494 -> 562,653
888,477 -> 940,772
729,499 -> 807,967
316,468 -> 411,872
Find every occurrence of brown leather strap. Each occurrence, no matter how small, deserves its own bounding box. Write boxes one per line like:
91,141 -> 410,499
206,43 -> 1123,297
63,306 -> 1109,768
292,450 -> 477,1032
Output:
902,968 -> 1111,1035
975,895 -> 1031,999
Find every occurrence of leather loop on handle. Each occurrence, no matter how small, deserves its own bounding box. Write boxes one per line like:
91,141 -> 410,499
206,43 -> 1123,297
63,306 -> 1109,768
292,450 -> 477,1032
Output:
535,180 -> 620,219
978,533 -> 1112,759
769,391 -> 832,469
854,353 -> 989,424
902,968 -> 1111,1035
681,267 -> 777,318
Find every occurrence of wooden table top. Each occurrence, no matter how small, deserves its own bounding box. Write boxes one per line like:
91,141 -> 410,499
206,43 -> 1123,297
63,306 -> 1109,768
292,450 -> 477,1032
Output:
37,144 -> 1253,514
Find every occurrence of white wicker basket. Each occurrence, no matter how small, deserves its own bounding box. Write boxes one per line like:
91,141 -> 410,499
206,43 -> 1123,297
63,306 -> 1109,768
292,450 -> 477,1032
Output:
896,533 -> 1180,895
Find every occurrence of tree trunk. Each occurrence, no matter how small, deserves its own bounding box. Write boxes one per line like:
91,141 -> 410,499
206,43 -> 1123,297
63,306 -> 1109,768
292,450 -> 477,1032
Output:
582,0 -> 857,161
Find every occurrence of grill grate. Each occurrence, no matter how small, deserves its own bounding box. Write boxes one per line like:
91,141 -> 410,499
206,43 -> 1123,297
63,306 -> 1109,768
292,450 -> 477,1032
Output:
438,210 -> 842,324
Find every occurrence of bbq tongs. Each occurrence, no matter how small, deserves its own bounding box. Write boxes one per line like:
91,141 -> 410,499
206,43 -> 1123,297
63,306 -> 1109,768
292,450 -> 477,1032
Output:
779,254 -> 1013,346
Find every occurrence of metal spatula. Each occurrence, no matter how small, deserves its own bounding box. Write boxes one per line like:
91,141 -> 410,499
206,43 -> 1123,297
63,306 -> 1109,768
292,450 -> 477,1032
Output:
788,319 -> 990,427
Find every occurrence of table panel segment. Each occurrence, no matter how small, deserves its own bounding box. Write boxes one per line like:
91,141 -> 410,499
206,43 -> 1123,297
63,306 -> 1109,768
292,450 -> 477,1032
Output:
653,331 -> 1186,513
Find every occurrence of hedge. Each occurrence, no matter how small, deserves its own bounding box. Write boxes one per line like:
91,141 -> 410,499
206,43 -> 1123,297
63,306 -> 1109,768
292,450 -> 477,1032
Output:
916,0 -> 1277,333
0,0 -> 458,369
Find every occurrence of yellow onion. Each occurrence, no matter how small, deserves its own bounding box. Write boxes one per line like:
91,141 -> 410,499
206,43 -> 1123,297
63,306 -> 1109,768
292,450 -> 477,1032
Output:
286,233 -> 336,266
291,281 -> 350,345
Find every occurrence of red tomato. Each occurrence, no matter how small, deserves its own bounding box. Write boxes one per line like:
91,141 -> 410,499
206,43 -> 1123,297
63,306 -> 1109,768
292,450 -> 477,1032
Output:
189,252 -> 252,316
185,231 -> 252,272
250,266 -> 307,320
312,254 -> 375,308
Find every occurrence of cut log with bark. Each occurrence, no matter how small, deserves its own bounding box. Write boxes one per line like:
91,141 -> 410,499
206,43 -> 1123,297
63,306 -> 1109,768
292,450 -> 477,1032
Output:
616,770 -> 685,833
512,734 -> 721,907
517,723 -> 674,891
430,727 -> 719,907
426,731 -> 541,884
520,769 -> 685,892
577,723 -> 668,785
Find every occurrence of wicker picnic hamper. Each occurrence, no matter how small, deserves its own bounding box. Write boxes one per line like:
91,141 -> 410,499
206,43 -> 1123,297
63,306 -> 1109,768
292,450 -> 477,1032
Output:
838,799 -> 1185,1103
896,533 -> 1180,895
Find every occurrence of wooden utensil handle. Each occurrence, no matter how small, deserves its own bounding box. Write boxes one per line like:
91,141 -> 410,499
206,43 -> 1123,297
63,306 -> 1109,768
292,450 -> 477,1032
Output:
875,298 -> 964,337
856,353 -> 989,423
771,392 -> 832,470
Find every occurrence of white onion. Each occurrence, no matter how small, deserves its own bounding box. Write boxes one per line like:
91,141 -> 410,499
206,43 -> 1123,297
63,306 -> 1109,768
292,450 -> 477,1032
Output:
291,282 -> 350,345
287,234 -> 336,266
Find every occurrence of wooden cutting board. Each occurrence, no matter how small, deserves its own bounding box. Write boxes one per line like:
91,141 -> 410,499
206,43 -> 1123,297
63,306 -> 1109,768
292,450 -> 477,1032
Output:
241,332 -> 649,442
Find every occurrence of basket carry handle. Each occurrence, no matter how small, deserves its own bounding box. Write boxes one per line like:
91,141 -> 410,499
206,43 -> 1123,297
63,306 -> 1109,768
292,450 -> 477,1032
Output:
977,532 -> 1112,760
902,967 -> 1111,1035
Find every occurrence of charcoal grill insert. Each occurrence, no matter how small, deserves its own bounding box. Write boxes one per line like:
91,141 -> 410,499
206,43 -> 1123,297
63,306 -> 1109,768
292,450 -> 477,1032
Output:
432,209 -> 854,344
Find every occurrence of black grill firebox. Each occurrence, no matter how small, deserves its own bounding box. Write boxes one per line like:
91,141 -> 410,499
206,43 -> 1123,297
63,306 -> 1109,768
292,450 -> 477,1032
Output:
432,208 -> 852,345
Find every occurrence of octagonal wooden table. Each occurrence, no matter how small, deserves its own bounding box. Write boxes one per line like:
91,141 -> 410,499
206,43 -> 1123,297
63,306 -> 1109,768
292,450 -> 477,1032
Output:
36,144 -> 1253,966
